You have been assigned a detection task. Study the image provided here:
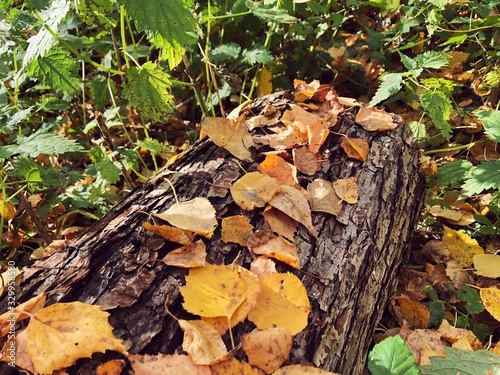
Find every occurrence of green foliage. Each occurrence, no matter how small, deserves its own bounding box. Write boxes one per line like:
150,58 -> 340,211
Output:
420,348 -> 500,375
368,335 -> 419,375
476,110 -> 500,142
461,161 -> 500,197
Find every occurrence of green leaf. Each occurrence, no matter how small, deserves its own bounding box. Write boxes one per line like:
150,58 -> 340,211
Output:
440,33 -> 468,47
420,348 -> 500,375
408,121 -> 427,142
461,161 -> 500,197
210,43 -> 241,63
435,160 -> 474,188
11,157 -> 67,192
0,130 -> 84,158
87,159 -> 122,200
399,53 -> 417,70
368,335 -> 419,375
27,45 -> 80,95
122,61 -> 174,122
420,88 -> 453,140
421,78 -> 456,96
241,45 -> 273,65
427,0 -> 447,9
476,110 -> 500,142
23,0 -> 70,67
426,301 -> 446,327
136,138 -> 170,155
245,0 -> 297,23
152,32 -> 186,70
416,51 -> 449,69
456,285 -> 484,314
367,0 -> 400,12
369,73 -> 403,106
75,0 -> 115,26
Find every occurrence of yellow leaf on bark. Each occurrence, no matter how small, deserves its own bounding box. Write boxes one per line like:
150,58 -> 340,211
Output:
442,226 -> 484,267
231,172 -> 281,210
241,327 -> 292,374
142,222 -> 195,244
162,240 -> 207,268
26,302 -> 124,374
332,177 -> 358,204
0,292 -> 46,337
340,137 -> 369,161
180,264 -> 247,318
154,197 -> 217,238
480,287 -> 500,322
221,215 -> 254,246
250,235 -> 300,269
247,273 -> 311,335
178,319 -> 228,365
210,357 -> 265,375
473,254 -> 500,278
129,353 -> 211,375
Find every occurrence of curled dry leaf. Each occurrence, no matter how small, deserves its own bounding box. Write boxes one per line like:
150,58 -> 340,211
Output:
162,240 -> 207,268
250,234 -> 300,269
178,319 -> 228,365
210,357 -> 265,375
154,197 -> 217,238
128,353 -> 211,375
201,117 -> 255,161
258,154 -> 299,188
221,215 -> 254,246
0,292 -> 46,337
340,137 -> 369,161
437,320 -> 482,350
241,327 -> 292,374
250,257 -> 277,277
307,179 -> 342,216
355,106 -> 399,131
142,222 -> 195,245
392,296 -> 430,329
307,117 -> 332,154
332,176 -> 359,204
273,364 -> 341,375
262,205 -> 298,241
292,146 -> 323,176
231,172 -> 282,211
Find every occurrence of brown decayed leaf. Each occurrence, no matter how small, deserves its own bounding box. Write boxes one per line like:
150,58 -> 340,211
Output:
142,222 -> 195,244
307,179 -> 342,216
262,205 -> 298,241
404,329 -> 446,364
292,146 -> 323,175
0,293 -> 46,337
250,257 -> 277,277
280,104 -> 318,135
419,348 -> 446,366
480,287 -> 500,322
332,177 -> 358,204
154,197 -> 217,238
210,357 -> 265,375
258,154 -> 299,188
202,265 -> 261,335
246,112 -> 280,131
221,215 -> 254,246
180,264 -> 247,318
250,234 -> 300,269
268,124 -> 307,150
355,106 -> 399,131
162,240 -> 207,268
27,302 -> 125,374
269,185 -> 317,237
129,353 -> 211,375
392,296 -> 430,329
241,327 -> 292,374
201,117 -> 255,161
178,319 -> 228,365
307,117 -> 332,154
1,328 -> 35,373
442,226 -> 484,267
231,172 -> 282,210
427,206 -> 475,226
437,320 -> 482,350
339,137 -> 369,161
247,273 -> 311,335
273,364 -> 341,374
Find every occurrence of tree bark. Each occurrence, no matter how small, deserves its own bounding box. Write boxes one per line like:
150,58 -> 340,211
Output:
1,92 -> 426,375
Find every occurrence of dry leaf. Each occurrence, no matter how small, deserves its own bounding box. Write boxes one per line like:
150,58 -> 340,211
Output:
257,67 -> 273,97
428,206 -> 475,226
178,319 -> 228,365
473,254 -> 500,278
442,226 -> 484,267
307,118 -> 332,154
247,273 -> 311,335
162,240 -> 207,268
340,137 -> 369,161
241,327 -> 292,374
268,124 -> 307,150
273,364 -> 341,375
332,177 -> 358,204
392,296 -> 430,329
0,328 -> 35,373
0,198 -> 15,220
258,154 -> 299,188
221,215 -> 254,246
250,234 -> 300,269
262,206 -> 298,241
269,185 -> 317,237
202,117 -> 255,160
26,302 -> 124,374
292,146 -> 323,175
0,293 -> 46,337
231,172 -> 281,210
142,222 -> 195,244
307,179 -> 342,216
480,287 -> 500,322
250,257 -> 277,277
129,353 -> 211,375
210,357 -> 265,375
404,329 -> 446,364
355,106 -> 399,131
96,359 -> 125,375
437,320 -> 482,350
154,197 -> 217,238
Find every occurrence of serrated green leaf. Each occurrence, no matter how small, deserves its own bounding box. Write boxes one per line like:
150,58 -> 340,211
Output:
421,78 -> 456,96
456,285 -> 484,314
420,89 -> 453,140
408,121 -> 427,142
210,43 -> 241,63
435,160 -> 474,188
440,33 -> 468,47
27,46 -> 80,95
75,0 -> 115,27
152,32 -> 185,70
420,348 -> 500,375
367,0 -> 400,11
136,138 -> 170,155
399,53 -> 417,70
476,110 -> 500,142
87,158 -> 121,200
369,73 -> 403,106
241,45 -> 273,65
368,335 -> 419,375
122,61 -> 174,122
11,157 -> 67,192
245,0 -> 297,23
416,51 -> 449,69
427,0 -> 447,9
23,0 -> 70,67
461,161 -> 500,197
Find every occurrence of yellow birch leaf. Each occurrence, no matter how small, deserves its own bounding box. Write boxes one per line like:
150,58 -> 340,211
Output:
202,117 -> 255,161
247,273 -> 311,335
480,287 -> 500,322
162,240 -> 207,268
473,254 -> 500,278
221,215 -> 254,246
241,327 -> 292,374
154,197 -> 217,238
129,353 -> 211,375
339,137 -> 369,161
96,359 -> 125,375
231,172 -> 281,210
257,67 -> 273,97
273,364 -> 341,374
210,357 -> 265,375
180,264 -> 247,318
142,222 -> 195,244
442,226 -> 484,267
269,185 -> 317,237
0,293 -> 46,337
27,302 -> 125,374
178,319 -> 228,365
0,199 -> 15,220
332,177 -> 358,204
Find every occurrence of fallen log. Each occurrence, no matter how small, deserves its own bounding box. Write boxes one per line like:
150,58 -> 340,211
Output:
0,87 -> 426,374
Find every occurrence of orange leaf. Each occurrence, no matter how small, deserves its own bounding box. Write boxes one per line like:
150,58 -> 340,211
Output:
178,319 -> 228,365
231,172 -> 281,210
339,137 -> 369,161
210,357 -> 265,375
129,353 -> 211,375
162,240 -> 207,268
0,292 -> 46,337
258,154 -> 299,188
142,222 -> 195,245
355,106 -> 399,131
221,215 -> 254,246
249,234 -> 300,269
273,364 -> 341,374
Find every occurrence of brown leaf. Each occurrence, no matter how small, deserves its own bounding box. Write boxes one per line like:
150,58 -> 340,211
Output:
202,117 -> 255,160
355,106 -> 399,131
179,319 -> 228,365
162,240 -> 207,268
262,206 -> 298,241
307,179 -> 342,216
129,353 -> 211,375
142,222 -> 195,245
292,146 -> 323,175
210,357 -> 265,375
221,215 -> 254,246
332,177 -> 358,204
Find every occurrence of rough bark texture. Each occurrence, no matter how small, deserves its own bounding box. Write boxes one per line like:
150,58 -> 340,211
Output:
1,93 -> 426,375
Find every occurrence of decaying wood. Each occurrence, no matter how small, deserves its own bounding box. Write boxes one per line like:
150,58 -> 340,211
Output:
0,91 -> 426,374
